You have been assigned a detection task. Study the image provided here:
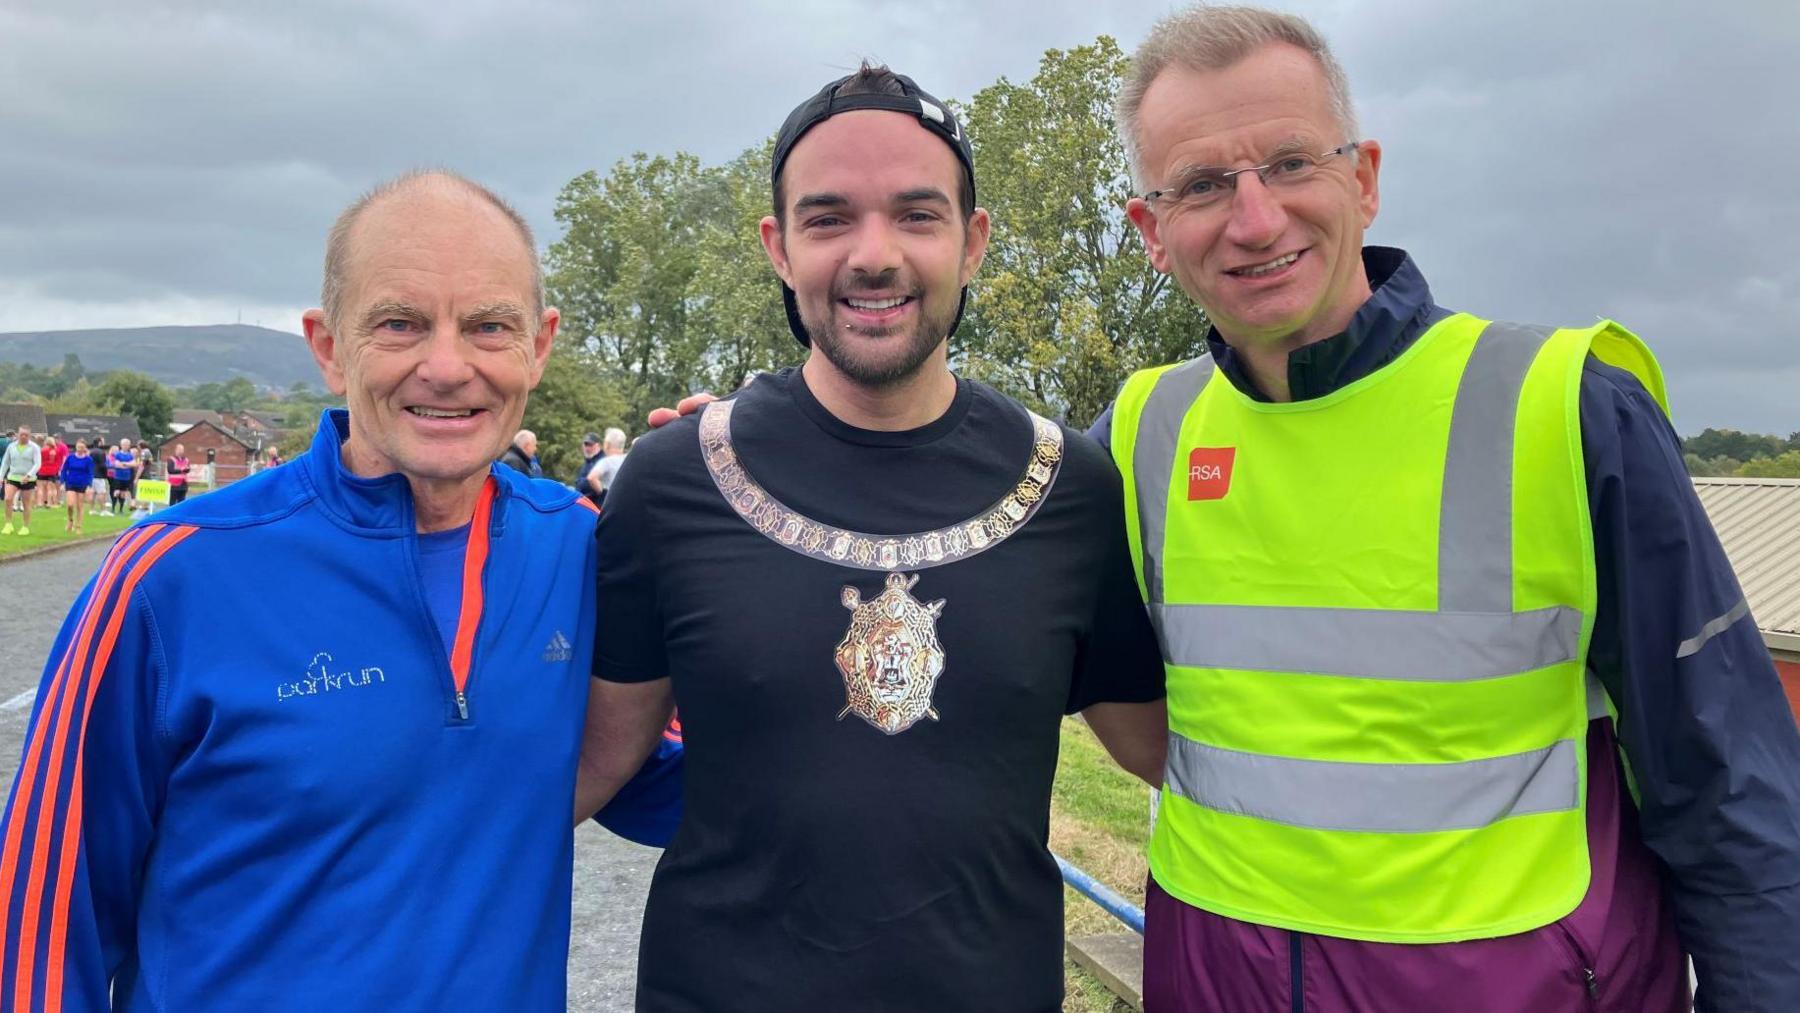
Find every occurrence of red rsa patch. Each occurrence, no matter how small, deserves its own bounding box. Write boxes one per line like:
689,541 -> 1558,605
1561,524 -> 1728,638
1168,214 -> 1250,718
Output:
1187,447 -> 1236,500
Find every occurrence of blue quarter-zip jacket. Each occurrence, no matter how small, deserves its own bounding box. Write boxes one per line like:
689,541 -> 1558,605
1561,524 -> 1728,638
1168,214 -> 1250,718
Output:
0,409 -> 680,1012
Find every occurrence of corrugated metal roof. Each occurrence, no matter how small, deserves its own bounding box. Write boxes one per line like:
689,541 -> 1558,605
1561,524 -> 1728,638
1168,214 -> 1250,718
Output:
1694,478 -> 1800,648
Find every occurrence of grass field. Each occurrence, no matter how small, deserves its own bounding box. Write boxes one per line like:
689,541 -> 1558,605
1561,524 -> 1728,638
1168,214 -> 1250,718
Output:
1054,717 -> 1153,1012
0,504 -> 134,557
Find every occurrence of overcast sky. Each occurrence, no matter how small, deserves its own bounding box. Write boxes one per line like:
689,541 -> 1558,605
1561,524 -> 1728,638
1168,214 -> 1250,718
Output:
3,0 -> 1794,433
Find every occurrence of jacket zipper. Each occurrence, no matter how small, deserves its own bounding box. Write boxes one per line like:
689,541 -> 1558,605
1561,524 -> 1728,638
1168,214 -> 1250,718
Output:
1289,931 -> 1304,1013
1550,921 -> 1600,1010
445,479 -> 496,723
408,477 -> 495,724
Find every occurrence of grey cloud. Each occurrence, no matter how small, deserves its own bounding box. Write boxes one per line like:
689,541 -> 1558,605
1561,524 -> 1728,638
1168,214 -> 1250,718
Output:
1,0 -> 1793,430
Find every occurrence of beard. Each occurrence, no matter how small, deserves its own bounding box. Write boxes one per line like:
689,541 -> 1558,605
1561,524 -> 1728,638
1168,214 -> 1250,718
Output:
802,272 -> 960,389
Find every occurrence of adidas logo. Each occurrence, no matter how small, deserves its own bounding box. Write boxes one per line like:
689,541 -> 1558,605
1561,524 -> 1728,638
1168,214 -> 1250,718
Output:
542,630 -> 573,663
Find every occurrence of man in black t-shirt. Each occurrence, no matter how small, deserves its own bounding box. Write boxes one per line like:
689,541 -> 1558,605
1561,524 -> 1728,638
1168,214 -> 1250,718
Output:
576,65 -> 1167,1012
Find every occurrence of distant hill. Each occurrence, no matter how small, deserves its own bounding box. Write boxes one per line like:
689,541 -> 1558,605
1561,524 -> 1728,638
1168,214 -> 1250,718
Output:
0,324 -> 320,390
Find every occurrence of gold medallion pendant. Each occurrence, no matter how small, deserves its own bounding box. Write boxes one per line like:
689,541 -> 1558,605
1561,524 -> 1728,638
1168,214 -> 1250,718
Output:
834,572 -> 947,735
698,397 -> 1065,736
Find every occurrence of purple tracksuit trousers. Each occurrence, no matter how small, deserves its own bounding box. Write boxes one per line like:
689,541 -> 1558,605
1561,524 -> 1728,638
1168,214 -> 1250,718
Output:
1143,721 -> 1690,1012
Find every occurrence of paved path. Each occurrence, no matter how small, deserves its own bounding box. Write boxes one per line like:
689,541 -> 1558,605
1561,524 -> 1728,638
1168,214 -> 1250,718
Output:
0,542 -> 654,1011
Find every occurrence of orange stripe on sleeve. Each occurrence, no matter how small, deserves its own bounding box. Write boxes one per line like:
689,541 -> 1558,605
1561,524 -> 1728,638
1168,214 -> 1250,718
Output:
0,526 -> 153,997
38,525 -> 197,1012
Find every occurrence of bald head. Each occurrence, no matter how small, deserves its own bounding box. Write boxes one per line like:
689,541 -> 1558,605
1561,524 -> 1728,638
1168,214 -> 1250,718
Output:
321,170 -> 542,330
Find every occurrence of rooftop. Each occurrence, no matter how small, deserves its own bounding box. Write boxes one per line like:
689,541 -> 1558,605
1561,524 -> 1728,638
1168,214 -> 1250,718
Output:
1694,477 -> 1800,652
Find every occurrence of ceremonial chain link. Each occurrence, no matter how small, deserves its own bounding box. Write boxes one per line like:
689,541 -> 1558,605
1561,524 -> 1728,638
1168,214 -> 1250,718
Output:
698,398 -> 1065,572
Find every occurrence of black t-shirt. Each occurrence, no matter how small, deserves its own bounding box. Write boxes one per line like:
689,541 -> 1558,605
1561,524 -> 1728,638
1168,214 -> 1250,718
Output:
594,368 -> 1163,1012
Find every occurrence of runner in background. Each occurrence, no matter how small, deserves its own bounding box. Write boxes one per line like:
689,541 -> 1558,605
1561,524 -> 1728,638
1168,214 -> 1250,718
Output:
106,439 -> 134,515
35,433 -> 64,508
1,426 -> 40,536
59,439 -> 95,534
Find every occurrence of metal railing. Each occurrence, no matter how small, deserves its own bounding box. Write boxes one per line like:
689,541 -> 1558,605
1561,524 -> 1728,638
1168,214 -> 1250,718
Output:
1054,851 -> 1145,935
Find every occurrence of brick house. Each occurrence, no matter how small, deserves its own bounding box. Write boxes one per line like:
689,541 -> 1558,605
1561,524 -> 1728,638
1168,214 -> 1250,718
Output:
168,419 -> 257,486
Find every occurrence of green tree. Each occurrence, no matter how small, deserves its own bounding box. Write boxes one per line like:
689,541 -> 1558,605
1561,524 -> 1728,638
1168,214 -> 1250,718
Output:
274,427 -> 315,462
1735,450 -> 1800,478
42,377 -> 107,414
522,343 -> 631,482
43,354 -> 84,398
218,376 -> 258,413
95,371 -> 176,442
178,382 -> 221,409
685,140 -> 802,395
958,37 -> 1209,427
547,152 -> 714,426
1682,427 -> 1785,465
180,376 -> 258,413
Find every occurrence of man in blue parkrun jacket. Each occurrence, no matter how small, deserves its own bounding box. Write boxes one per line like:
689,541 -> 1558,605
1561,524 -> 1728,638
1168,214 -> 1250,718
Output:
0,170 -> 681,1012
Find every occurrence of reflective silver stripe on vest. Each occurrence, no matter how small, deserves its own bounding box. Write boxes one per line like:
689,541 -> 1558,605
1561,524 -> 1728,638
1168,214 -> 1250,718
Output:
1438,322 -> 1555,611
1585,670 -> 1609,719
1136,323 -> 1590,832
1136,321 -> 1579,682
1132,355 -> 1216,603
1165,732 -> 1581,833
1152,602 -> 1580,680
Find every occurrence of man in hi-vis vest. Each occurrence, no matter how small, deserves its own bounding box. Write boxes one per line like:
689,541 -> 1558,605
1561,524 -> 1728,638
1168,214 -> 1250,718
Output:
1097,6 -> 1800,1011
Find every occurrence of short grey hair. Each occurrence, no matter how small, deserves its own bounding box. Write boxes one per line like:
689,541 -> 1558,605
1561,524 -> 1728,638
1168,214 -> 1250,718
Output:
603,427 -> 627,450
1116,5 -> 1360,189
320,169 -> 544,330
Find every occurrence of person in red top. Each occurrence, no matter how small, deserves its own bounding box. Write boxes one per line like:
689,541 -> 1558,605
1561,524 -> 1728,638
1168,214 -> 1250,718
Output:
35,434 -> 64,508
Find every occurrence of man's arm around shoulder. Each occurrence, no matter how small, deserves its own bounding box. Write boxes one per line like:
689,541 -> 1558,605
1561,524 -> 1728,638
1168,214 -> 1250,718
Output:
1082,700 -> 1167,786
573,677 -> 674,824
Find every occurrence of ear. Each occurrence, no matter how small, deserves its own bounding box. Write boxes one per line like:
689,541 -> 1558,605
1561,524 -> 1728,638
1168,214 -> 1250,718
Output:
1353,139 -> 1382,228
959,207 -> 992,285
1126,198 -> 1172,274
759,215 -> 794,287
529,306 -> 560,388
301,309 -> 349,397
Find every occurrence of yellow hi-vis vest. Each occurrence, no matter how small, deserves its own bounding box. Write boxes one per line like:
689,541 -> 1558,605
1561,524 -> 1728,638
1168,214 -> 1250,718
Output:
1110,314 -> 1668,943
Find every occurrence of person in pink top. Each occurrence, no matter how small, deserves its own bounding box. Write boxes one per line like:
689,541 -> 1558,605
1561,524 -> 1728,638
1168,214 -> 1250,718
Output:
166,443 -> 192,505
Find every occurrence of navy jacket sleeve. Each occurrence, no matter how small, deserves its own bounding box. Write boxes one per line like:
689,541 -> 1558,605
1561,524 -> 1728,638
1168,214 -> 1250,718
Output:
1,546 -> 172,1011
1581,360 -> 1800,1012
1088,404 -> 1116,453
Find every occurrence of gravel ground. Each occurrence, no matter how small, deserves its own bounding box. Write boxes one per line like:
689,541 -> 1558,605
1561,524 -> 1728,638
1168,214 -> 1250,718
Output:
0,541 -> 655,1011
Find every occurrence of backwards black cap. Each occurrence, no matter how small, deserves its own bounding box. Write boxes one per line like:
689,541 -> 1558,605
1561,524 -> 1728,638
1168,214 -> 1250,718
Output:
770,69 -> 977,348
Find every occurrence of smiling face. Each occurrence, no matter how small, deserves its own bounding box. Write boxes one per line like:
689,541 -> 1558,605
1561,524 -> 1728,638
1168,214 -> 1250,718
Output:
1126,43 -> 1382,350
761,110 -> 989,389
301,182 -> 556,488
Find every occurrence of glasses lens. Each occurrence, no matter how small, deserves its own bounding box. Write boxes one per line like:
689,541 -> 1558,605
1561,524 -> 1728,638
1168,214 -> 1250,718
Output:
1167,170 -> 1231,210
1263,154 -> 1320,186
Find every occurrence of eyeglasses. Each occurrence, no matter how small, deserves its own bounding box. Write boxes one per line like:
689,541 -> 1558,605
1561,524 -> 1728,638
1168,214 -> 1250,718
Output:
1142,142 -> 1359,214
